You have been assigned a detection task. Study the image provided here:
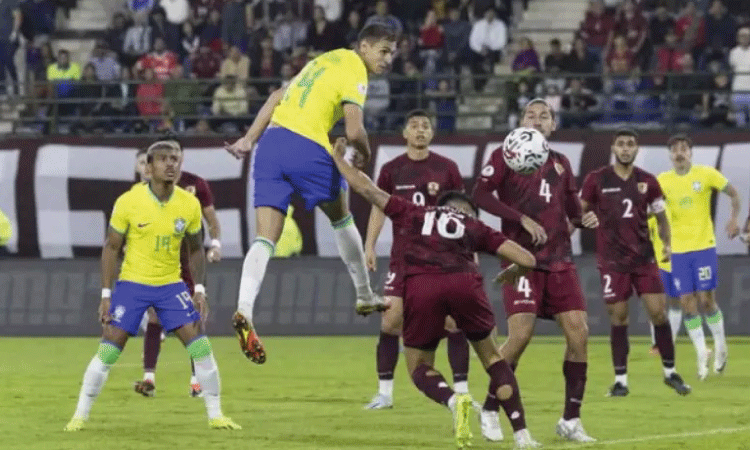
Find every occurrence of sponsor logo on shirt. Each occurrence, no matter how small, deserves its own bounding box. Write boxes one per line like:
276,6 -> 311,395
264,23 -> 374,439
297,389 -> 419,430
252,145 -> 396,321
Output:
395,184 -> 416,190
602,187 -> 621,193
513,299 -> 536,306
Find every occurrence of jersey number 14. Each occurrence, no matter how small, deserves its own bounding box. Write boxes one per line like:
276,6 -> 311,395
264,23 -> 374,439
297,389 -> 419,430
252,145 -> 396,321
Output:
287,61 -> 326,108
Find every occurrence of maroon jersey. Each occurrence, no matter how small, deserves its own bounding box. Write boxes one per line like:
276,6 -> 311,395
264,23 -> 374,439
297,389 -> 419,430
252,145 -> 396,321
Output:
178,171 -> 214,285
473,148 -> 581,272
580,166 -> 663,272
383,196 -> 507,276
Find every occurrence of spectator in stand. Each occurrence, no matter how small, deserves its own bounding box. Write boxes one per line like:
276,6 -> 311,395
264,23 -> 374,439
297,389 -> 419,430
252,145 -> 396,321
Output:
105,13 -> 129,64
578,0 -> 615,64
649,3 -> 675,47
190,0 -> 221,32
164,65 -> 201,131
200,9 -> 222,53
0,0 -> 22,97
124,12 -> 153,66
222,0 -> 246,49
675,1 -> 706,57
26,41 -> 55,100
136,67 -> 165,129
211,74 -> 248,132
364,75 -> 390,131
343,10 -> 361,49
252,35 -> 282,93
442,5 -> 471,72
705,0 -> 737,50
151,8 -> 181,54
47,49 -> 81,117
20,0 -> 56,45
673,53 -> 705,123
136,37 -> 179,80
307,5 -> 341,54
565,36 -> 599,90
391,35 -> 417,75
186,117 -> 213,135
279,61 -> 294,86
272,10 -> 307,53
543,38 -> 567,92
191,44 -> 221,79
160,0 -> 189,29
102,65 -> 138,131
605,34 -> 635,75
426,78 -> 456,131
181,21 -> 200,60
72,63 -> 107,134
219,45 -> 250,81
610,0 -> 649,69
315,0 -> 342,22
240,10 -> 263,55
512,37 -> 541,76
654,29 -> 686,73
700,41 -> 728,71
701,70 -> 735,127
561,77 -> 597,128
469,8 -> 507,90
88,41 -> 121,82
419,9 -> 444,50
391,59 -> 421,116
729,27 -> 750,126
365,0 -> 403,37
603,34 -> 637,121
128,0 -> 156,15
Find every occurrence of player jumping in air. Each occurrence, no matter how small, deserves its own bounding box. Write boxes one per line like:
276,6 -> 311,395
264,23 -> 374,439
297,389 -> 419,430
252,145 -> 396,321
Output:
132,140 -> 223,398
472,99 -> 599,442
579,129 -> 690,397
64,141 -> 239,431
224,24 -> 397,363
362,109 -> 483,428
331,137 -> 541,449
658,134 -> 740,379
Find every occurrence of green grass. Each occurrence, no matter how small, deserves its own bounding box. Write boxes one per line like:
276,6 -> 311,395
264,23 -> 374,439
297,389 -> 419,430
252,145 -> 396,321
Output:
2,336 -> 750,450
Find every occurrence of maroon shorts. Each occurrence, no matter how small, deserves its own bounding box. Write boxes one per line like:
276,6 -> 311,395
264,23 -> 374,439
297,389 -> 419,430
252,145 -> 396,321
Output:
502,266 -> 586,320
382,259 -> 405,298
598,263 -> 664,304
403,272 -> 495,350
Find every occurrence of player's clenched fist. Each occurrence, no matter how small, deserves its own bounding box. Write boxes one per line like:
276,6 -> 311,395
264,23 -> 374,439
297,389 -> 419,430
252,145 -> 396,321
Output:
365,247 -> 377,271
98,296 -> 111,325
581,211 -> 599,228
520,215 -> 547,245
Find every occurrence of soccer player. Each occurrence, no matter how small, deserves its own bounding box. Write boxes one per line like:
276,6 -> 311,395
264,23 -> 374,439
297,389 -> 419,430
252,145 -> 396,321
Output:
472,99 -> 598,442
658,134 -> 740,379
224,25 -> 396,363
648,210 -> 684,353
132,141 -> 224,398
64,141 -> 239,431
579,129 -> 690,397
331,137 -> 541,450
362,109 -> 478,422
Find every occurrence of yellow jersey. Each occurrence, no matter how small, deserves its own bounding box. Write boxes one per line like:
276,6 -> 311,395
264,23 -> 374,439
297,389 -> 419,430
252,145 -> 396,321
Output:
647,213 -> 671,272
110,183 -> 202,286
271,48 -> 368,152
657,165 -> 728,254
0,207 -> 12,246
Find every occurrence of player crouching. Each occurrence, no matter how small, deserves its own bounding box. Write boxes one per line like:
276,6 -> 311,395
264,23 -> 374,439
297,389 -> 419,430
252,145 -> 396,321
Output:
331,137 -> 541,449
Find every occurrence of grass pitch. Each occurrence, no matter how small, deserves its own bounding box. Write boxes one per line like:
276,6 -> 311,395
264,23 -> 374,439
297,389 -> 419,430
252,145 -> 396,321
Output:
2,336 -> 750,450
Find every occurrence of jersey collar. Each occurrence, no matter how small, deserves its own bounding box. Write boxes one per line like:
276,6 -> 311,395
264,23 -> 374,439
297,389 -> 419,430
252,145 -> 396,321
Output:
146,183 -> 174,206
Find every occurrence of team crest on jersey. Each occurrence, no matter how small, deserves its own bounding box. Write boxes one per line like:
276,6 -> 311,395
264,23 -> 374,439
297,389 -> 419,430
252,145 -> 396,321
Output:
482,165 -> 494,177
638,182 -> 648,194
554,162 -> 564,175
185,185 -> 196,195
174,217 -> 186,234
693,181 -> 701,192
112,305 -> 126,322
427,182 -> 440,196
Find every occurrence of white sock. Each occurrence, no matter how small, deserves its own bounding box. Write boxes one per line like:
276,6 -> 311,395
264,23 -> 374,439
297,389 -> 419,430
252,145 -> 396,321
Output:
649,322 -> 655,346
193,354 -> 222,419
190,375 -> 198,386
332,215 -> 372,298
668,308 -> 683,342
379,379 -> 394,398
447,394 -> 457,412
143,371 -> 155,383
73,356 -> 111,419
704,309 -> 727,352
614,374 -> 628,386
684,314 -> 708,355
663,367 -> 676,378
236,237 -> 275,321
453,381 -> 469,394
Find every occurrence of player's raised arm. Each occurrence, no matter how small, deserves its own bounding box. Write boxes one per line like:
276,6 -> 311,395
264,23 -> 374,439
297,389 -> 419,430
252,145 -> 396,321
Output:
331,137 -> 389,210
100,226 -> 125,324
225,87 -> 286,159
202,205 -> 222,261
343,103 -> 371,167
721,183 -> 741,238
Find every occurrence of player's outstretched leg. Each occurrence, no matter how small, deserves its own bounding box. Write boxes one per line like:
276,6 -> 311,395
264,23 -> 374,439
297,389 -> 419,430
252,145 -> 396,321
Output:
365,297 -> 402,410
445,327 -> 470,395
65,339 -> 124,431
700,291 -> 727,373
135,310 -> 161,397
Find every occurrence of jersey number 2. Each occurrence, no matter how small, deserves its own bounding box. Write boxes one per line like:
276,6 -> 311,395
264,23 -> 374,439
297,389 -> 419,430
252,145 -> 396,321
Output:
622,198 -> 634,218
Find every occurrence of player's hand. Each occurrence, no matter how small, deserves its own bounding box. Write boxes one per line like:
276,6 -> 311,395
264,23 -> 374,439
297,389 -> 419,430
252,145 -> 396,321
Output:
726,218 -> 740,239
224,135 -> 254,159
661,244 -> 671,264
581,211 -> 599,228
207,246 -> 222,263
332,137 -> 348,162
520,215 -> 547,245
98,296 -> 111,325
365,247 -> 377,271
494,264 -> 529,286
193,292 -> 209,324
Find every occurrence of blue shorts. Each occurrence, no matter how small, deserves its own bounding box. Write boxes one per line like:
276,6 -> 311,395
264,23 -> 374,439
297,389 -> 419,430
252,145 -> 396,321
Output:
671,248 -> 719,295
252,127 -> 346,212
109,281 -> 200,336
659,269 -> 679,298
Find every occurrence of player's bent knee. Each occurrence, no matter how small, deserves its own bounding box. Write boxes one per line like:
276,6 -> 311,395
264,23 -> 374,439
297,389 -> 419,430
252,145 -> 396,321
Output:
496,384 -> 513,400
97,341 -> 122,365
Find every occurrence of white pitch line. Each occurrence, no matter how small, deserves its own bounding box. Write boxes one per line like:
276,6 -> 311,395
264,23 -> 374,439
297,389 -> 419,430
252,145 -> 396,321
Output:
544,425 -> 750,449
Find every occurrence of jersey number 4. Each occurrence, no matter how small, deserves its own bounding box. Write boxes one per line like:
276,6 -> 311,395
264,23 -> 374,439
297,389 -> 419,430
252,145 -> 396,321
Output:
421,211 -> 465,239
517,276 -> 532,298
539,179 -> 551,203
288,61 -> 326,108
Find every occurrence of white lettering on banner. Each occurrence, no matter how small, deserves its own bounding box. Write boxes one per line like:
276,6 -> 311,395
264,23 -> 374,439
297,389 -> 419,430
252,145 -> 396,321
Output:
35,145 -> 139,258
0,150 -> 20,253
716,144 -> 750,255
181,148 -> 244,258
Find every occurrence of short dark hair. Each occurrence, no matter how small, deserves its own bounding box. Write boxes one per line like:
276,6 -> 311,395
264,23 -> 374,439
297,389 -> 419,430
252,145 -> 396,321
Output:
357,24 -> 398,43
145,141 -> 181,163
157,131 -> 183,150
437,191 -> 479,216
405,109 -> 433,124
667,133 -> 693,149
550,38 -> 561,46
613,127 -> 638,143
